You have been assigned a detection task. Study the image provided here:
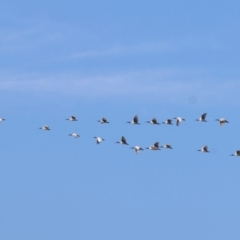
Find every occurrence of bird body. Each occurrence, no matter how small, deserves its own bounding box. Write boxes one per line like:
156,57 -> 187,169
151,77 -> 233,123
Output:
131,146 -> 144,154
0,118 -> 5,122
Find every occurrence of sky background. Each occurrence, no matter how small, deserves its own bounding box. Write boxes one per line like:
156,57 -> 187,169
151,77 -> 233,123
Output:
1,1 -> 240,239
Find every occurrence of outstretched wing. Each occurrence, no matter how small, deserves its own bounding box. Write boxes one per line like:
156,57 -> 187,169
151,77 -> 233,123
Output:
133,115 -> 138,124
122,136 -> 127,144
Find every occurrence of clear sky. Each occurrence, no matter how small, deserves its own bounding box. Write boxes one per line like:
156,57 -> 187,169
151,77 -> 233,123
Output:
1,1 -> 240,239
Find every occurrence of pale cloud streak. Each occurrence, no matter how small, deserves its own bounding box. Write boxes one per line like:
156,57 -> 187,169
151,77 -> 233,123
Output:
0,69 -> 239,105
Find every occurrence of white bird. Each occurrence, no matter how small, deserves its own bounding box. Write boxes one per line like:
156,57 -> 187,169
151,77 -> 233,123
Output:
127,115 -> 140,125
66,116 -> 77,121
174,117 -> 185,126
130,146 -> 144,154
0,118 -> 5,122
161,144 -> 173,149
69,133 -> 80,138
230,150 -> 240,156
115,136 -> 129,145
215,118 -> 229,126
197,145 -> 209,153
146,117 -> 160,125
162,119 -> 173,125
146,142 -> 160,150
94,137 -> 104,144
196,113 -> 207,122
39,125 -> 50,131
98,117 -> 109,124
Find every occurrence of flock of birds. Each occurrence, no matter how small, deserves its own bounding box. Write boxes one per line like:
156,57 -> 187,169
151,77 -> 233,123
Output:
16,112 -> 238,157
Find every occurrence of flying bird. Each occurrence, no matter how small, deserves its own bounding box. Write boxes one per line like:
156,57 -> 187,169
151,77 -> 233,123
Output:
230,150 -> 240,156
196,113 -> 207,122
161,144 -> 173,149
146,118 -> 160,125
66,116 -> 77,121
162,119 -> 173,125
198,145 -> 209,153
69,133 -> 80,138
146,142 -> 160,150
130,146 -> 144,154
94,137 -> 105,144
98,117 -> 109,124
127,115 -> 140,125
215,118 -> 229,126
39,125 -> 50,131
115,136 -> 129,145
0,118 -> 5,122
174,117 -> 185,126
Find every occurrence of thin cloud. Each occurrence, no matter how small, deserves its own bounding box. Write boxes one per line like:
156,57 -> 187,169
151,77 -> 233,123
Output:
0,69 -> 239,105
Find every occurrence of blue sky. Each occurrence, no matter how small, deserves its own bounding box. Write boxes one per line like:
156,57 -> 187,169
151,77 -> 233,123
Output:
1,1 -> 240,239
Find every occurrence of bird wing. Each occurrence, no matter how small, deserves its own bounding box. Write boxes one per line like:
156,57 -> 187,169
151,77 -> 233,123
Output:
236,150 -> 240,155
154,142 -> 159,148
122,136 -> 127,144
176,119 -> 180,126
203,146 -> 208,152
152,118 -> 157,124
133,115 -> 138,123
102,117 -> 107,122
201,113 -> 207,120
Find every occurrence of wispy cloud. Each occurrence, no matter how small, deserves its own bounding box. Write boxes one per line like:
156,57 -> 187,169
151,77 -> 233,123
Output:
0,69 -> 239,105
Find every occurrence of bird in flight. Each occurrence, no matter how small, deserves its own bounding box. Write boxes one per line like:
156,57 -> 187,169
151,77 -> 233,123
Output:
146,117 -> 160,125
131,146 -> 144,154
197,145 -> 209,153
69,133 -> 80,138
230,150 -> 240,156
146,142 -> 160,150
66,116 -> 77,121
39,125 -> 50,131
161,144 -> 173,149
94,137 -> 105,144
162,119 -> 173,125
215,118 -> 229,126
127,115 -> 140,125
196,113 -> 207,122
98,117 -> 109,124
174,117 -> 185,126
115,136 -> 129,145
